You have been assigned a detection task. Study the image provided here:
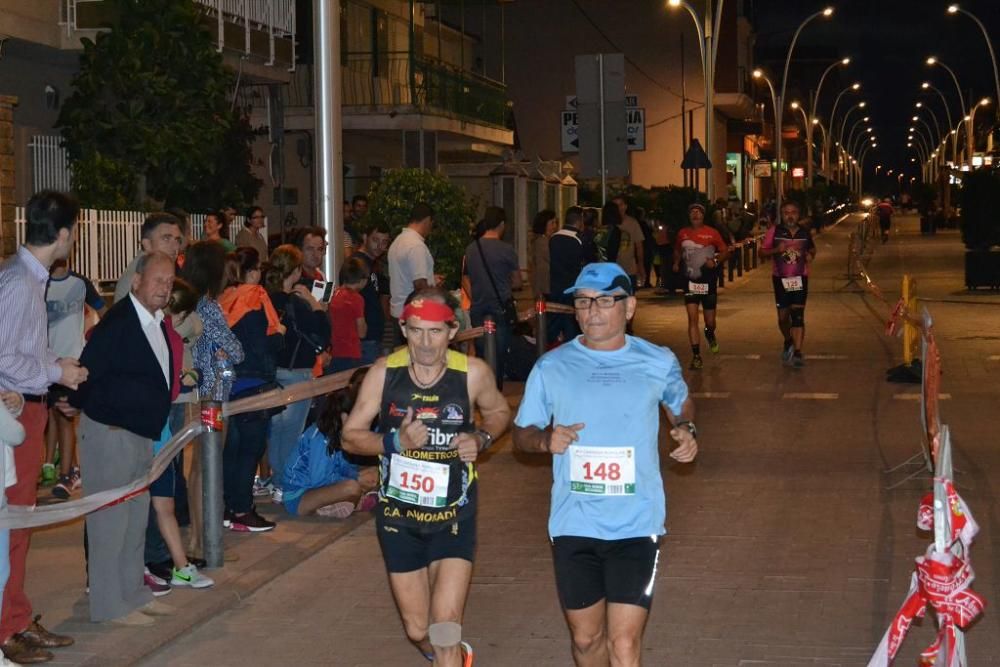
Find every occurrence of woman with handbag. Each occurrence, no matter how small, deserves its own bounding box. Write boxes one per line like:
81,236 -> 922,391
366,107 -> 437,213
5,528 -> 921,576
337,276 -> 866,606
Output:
264,245 -> 331,504
462,206 -> 522,389
218,248 -> 286,532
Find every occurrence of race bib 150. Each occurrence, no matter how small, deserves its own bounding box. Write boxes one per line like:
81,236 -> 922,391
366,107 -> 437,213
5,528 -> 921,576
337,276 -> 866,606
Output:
570,446 -> 636,496
387,454 -> 450,507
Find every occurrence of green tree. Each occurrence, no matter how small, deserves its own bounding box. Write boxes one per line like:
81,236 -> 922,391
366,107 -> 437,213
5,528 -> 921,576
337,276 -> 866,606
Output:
56,0 -> 261,209
365,169 -> 478,287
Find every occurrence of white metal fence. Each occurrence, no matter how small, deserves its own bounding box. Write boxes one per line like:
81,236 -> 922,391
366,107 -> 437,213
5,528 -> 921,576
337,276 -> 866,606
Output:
29,135 -> 72,194
14,207 -> 247,285
61,0 -> 295,67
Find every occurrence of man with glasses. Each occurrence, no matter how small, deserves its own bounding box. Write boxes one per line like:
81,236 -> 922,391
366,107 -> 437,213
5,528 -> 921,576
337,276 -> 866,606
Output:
513,262 -> 698,667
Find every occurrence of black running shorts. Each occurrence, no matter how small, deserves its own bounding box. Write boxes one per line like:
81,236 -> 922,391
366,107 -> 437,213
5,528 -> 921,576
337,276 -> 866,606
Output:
551,535 -> 660,610
683,272 -> 719,310
772,275 -> 809,310
376,516 -> 477,573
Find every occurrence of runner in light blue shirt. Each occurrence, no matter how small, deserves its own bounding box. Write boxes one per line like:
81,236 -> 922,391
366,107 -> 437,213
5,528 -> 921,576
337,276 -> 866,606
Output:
513,261 -> 698,667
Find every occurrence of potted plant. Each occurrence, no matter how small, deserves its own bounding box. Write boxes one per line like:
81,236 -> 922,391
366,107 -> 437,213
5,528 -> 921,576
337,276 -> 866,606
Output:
959,168 -> 1000,289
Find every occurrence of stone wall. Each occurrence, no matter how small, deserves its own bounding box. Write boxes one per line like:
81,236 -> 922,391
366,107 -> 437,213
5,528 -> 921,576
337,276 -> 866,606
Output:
0,95 -> 18,257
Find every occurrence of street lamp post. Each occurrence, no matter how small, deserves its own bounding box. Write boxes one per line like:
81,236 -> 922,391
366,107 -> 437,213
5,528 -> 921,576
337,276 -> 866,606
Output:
826,82 -> 861,184
806,56 -> 850,185
790,101 -> 812,187
844,118 -> 870,154
774,6 -> 835,200
947,4 -> 1000,117
927,56 -> 970,164
967,97 -> 993,164
812,118 -> 830,176
836,102 -> 867,181
752,68 -> 780,198
921,82 -> 958,162
911,114 -> 939,174
668,0 -> 724,200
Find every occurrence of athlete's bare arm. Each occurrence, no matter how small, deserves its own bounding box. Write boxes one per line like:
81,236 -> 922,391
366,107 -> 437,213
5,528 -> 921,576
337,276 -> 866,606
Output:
451,357 -> 512,463
664,397 -> 698,463
341,358 -> 390,456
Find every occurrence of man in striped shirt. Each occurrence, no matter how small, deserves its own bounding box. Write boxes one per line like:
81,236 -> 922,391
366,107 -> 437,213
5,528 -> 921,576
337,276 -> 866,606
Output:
0,191 -> 87,664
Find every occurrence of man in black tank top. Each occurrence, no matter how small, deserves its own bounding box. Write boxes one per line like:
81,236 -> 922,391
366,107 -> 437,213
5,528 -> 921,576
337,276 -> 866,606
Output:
343,287 -> 511,667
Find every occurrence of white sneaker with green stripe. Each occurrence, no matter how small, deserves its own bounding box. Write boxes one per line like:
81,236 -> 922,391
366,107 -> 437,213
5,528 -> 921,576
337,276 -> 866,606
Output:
171,563 -> 214,589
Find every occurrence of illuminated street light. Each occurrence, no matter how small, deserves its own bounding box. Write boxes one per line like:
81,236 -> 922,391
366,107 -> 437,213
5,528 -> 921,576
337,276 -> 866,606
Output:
946,5 -> 1000,110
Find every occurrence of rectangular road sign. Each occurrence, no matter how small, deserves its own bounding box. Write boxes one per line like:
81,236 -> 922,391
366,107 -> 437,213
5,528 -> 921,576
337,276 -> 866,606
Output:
561,107 -> 644,153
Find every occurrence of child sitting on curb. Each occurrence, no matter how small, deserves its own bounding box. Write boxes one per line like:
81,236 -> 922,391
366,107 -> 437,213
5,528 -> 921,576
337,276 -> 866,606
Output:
283,368 -> 378,518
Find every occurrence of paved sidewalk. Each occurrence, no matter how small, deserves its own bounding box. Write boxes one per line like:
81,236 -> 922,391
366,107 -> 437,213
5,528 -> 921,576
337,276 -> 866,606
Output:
21,214 -> 1000,665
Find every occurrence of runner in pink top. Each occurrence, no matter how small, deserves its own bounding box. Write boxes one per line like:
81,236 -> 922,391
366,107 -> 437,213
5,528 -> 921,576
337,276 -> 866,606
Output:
760,201 -> 816,367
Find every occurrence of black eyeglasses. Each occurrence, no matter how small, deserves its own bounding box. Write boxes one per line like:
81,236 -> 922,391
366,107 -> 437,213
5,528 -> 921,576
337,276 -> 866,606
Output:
573,294 -> 630,310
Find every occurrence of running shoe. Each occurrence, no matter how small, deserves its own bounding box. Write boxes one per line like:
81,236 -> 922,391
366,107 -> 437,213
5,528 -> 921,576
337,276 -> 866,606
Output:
51,474 -> 72,500
70,465 -> 82,491
704,328 -> 720,354
147,559 -> 173,582
223,509 -> 235,529
356,491 -> 378,513
143,568 -> 172,597
781,343 -> 795,365
689,355 -> 703,370
461,641 -> 475,667
252,476 -> 273,498
40,463 -> 56,486
227,509 -> 276,533
270,486 -> 284,504
171,563 -> 214,589
792,353 -> 805,369
315,501 -> 354,519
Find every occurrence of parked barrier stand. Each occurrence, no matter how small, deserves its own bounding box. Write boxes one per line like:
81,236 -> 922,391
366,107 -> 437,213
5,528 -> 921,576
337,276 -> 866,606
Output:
535,298 -> 548,359
200,401 -> 225,569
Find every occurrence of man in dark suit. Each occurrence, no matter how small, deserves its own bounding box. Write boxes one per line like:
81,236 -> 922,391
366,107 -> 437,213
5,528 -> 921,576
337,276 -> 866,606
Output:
68,252 -> 176,625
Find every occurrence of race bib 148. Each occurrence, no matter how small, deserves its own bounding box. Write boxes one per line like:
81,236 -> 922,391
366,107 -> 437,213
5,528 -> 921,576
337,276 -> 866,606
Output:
570,446 -> 636,496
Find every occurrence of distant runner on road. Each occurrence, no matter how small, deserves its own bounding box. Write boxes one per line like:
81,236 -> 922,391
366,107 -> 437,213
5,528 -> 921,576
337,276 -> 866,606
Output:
876,198 -> 894,244
512,262 -> 698,667
342,287 -> 510,667
760,200 -> 816,368
673,202 -> 730,370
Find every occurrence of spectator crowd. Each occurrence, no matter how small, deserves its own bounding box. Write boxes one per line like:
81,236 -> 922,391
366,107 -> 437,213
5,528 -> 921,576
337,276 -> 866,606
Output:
0,185 -> 762,663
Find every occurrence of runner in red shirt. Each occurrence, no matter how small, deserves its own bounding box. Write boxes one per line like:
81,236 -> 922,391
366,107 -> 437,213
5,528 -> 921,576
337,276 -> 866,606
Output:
672,203 -> 730,370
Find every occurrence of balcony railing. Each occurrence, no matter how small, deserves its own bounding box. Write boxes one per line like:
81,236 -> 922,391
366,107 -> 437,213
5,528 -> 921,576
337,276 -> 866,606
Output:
61,0 -> 295,70
341,52 -> 511,129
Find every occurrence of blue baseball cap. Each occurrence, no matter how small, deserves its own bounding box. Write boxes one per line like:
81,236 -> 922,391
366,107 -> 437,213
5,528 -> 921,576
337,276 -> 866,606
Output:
563,262 -> 634,296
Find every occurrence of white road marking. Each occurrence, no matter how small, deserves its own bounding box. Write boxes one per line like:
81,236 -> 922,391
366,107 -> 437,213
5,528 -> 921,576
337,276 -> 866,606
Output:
804,354 -> 848,360
690,392 -> 731,399
782,392 -> 839,400
988,355 -> 1000,361
719,354 -> 761,360
893,393 -> 952,400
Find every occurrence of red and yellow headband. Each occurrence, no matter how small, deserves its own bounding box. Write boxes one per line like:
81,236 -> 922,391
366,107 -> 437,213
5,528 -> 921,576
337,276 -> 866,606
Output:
400,298 -> 455,324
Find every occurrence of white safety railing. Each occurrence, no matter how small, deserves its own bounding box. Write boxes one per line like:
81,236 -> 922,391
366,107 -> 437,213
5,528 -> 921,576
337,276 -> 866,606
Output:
196,0 -> 296,69
14,207 -> 246,284
29,135 -> 72,194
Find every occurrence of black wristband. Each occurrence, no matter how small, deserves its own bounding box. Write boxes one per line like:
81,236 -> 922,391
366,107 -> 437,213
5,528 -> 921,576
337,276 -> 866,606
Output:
675,421 -> 697,438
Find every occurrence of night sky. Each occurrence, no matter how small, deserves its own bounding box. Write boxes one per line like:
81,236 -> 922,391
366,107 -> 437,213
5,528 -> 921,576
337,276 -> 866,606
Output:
754,0 -> 1000,183
499,0 -> 999,190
